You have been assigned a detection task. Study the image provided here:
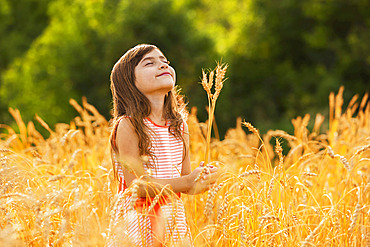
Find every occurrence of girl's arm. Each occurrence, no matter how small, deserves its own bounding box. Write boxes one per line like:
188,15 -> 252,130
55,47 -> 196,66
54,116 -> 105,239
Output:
180,121 -> 191,176
180,122 -> 218,195
116,118 -> 218,197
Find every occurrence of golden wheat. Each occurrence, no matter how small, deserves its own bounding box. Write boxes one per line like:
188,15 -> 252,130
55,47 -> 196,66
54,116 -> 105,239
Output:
0,86 -> 369,246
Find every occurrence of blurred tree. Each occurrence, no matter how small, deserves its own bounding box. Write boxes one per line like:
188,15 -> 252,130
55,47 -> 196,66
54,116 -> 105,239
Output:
185,0 -> 259,130
302,0 -> 370,96
1,0 -> 369,136
0,0 -> 51,71
0,0 -> 215,127
0,0 -> 51,122
215,0 -> 369,133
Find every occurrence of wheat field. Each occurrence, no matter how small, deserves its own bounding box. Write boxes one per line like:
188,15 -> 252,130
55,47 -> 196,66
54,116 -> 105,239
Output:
0,85 -> 369,246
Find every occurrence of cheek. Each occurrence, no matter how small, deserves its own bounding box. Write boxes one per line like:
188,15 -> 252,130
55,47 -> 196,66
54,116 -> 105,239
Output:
134,69 -> 148,87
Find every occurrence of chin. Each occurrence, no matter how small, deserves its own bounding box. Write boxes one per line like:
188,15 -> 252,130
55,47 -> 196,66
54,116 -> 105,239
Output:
165,86 -> 174,93
162,85 -> 174,94
164,81 -> 175,89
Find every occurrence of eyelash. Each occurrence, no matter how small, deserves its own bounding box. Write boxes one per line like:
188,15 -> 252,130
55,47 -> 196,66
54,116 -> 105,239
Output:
145,60 -> 170,66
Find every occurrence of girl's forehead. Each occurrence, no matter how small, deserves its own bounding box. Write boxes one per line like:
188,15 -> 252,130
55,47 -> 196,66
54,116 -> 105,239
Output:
141,49 -> 166,60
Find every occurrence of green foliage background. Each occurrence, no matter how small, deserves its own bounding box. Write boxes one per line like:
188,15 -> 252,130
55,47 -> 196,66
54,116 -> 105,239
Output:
0,0 -> 369,135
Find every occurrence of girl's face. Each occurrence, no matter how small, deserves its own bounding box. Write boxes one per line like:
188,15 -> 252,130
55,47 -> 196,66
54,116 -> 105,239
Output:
134,49 -> 176,97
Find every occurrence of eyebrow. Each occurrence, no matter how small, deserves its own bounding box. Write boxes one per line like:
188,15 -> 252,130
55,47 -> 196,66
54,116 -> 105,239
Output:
140,55 -> 167,63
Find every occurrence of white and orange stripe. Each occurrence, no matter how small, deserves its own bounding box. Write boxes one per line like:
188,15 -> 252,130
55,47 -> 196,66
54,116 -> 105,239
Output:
109,117 -> 192,247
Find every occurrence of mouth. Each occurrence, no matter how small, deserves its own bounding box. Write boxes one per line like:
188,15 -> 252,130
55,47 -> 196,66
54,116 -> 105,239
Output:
157,72 -> 172,77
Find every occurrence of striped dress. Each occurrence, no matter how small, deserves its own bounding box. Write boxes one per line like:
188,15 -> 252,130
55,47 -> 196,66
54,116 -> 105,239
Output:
109,117 -> 192,247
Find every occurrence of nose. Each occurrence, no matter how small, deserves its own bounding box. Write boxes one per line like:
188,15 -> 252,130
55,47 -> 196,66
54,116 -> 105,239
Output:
160,61 -> 168,69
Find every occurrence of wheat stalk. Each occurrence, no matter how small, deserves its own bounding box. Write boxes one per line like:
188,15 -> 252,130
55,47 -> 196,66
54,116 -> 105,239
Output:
1,86 -> 369,246
302,217 -> 326,247
201,63 -> 228,164
204,183 -> 223,221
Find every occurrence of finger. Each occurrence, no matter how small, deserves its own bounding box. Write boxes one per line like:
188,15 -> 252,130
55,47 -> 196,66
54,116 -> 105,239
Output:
205,168 -> 210,174
209,167 -> 218,172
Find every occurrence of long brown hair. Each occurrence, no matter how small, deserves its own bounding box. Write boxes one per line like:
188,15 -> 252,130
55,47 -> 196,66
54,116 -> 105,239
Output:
109,44 -> 187,179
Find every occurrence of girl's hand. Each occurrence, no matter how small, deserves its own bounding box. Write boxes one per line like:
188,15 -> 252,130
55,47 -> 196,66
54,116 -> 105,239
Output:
186,162 -> 219,195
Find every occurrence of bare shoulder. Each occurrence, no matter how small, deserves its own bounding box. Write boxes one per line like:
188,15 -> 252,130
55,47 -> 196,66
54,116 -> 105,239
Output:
115,117 -> 144,179
116,117 -> 139,154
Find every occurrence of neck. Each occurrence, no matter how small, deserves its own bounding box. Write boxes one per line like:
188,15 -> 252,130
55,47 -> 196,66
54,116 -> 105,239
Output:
147,94 -> 166,125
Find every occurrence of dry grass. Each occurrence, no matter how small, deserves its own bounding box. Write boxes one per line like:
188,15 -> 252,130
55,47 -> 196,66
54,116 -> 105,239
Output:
1,87 -> 369,246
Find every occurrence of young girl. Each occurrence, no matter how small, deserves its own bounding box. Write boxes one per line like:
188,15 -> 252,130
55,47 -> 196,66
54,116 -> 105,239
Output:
109,44 -> 218,246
